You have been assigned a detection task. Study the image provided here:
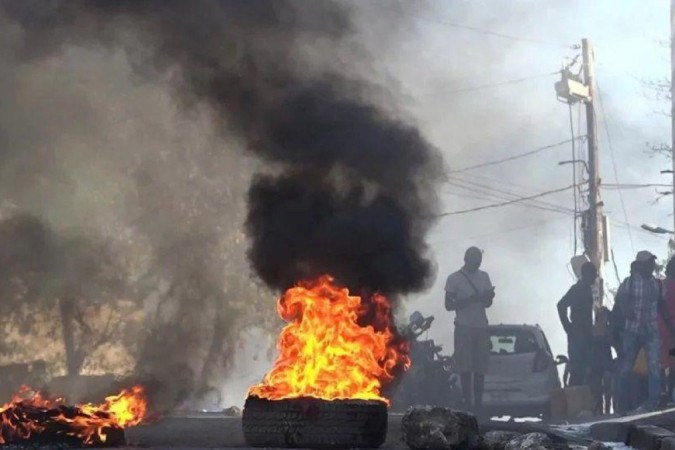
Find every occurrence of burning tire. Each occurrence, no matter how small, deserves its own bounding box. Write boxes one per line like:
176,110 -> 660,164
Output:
242,395 -> 388,448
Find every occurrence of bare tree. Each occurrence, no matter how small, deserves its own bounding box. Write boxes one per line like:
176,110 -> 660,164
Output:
0,214 -> 137,376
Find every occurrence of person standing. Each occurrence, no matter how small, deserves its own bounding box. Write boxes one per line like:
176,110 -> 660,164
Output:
590,306 -> 614,414
617,251 -> 675,414
557,262 -> 597,386
611,261 -> 639,363
445,246 -> 495,413
659,257 -> 675,401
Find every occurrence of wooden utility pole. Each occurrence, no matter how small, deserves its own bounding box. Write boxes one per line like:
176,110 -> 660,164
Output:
554,38 -> 605,304
582,38 -> 604,306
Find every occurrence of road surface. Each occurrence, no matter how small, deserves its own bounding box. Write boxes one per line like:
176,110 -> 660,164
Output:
124,413 -> 593,449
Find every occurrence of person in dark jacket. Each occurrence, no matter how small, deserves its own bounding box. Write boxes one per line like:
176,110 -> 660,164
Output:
557,262 -> 597,386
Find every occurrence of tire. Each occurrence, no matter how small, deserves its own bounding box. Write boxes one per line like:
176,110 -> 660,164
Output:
243,395 -> 388,448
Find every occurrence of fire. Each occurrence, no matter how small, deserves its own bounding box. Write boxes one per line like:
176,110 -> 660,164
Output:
0,385 -> 147,446
249,275 -> 409,403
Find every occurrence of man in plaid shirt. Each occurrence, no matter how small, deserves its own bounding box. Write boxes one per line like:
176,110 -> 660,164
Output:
616,251 -> 675,414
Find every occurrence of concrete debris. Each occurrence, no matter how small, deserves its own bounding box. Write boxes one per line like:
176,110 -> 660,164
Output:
586,442 -> 611,450
504,432 -> 560,450
401,406 -> 478,449
222,406 -> 242,417
482,430 -> 523,450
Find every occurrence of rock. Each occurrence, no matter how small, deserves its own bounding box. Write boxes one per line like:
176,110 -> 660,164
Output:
504,432 -> 556,450
468,434 -> 489,450
587,442 -> 611,450
401,405 -> 478,450
628,425 -> 675,450
589,421 -> 631,443
483,431 -> 523,450
222,405 -> 242,417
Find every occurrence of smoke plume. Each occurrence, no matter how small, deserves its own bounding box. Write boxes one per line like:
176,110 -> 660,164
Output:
1,0 -> 442,295
0,0 -> 444,408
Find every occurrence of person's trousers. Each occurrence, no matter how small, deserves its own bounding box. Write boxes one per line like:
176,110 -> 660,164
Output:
567,332 -> 591,386
618,328 -> 661,412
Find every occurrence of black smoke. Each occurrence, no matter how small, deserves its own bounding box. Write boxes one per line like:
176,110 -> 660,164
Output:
247,79 -> 440,293
0,0 -> 443,296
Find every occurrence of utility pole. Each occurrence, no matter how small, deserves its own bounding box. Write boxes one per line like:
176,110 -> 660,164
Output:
582,38 -> 604,307
555,38 -> 605,306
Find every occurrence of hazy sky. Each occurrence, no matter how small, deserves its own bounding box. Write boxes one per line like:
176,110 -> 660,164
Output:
354,0 -> 672,359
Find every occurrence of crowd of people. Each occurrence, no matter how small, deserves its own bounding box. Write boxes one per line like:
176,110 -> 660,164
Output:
444,246 -> 675,417
558,250 -> 675,415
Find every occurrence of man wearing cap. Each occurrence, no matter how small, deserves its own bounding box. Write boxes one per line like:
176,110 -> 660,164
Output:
445,246 -> 495,413
616,250 -> 675,413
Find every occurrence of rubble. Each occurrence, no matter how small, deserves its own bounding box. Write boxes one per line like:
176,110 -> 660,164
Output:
482,430 -> 523,450
586,442 -> 611,450
401,406 -> 478,449
222,406 -> 241,417
503,432 -> 559,450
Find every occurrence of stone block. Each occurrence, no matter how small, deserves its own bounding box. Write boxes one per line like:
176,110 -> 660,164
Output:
401,406 -> 478,450
627,425 -> 675,450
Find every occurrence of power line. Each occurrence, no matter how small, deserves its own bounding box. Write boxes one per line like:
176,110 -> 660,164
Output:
455,170 -> 552,197
449,136 -> 586,173
568,103 -> 579,253
604,183 -> 673,189
596,83 -> 635,253
450,170 -> 535,192
438,185 -> 575,217
446,175 -> 577,215
576,102 -> 587,207
444,183 -> 574,216
443,189 -> 509,205
451,173 -> 579,213
425,71 -> 558,96
429,216 -> 570,246
386,5 -> 569,48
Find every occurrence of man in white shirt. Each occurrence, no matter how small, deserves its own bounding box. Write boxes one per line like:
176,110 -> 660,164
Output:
445,246 -> 495,413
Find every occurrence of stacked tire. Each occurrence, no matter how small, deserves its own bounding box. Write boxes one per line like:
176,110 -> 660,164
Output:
243,396 -> 388,448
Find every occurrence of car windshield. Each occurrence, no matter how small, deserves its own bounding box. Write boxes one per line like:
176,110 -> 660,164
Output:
489,329 -> 539,355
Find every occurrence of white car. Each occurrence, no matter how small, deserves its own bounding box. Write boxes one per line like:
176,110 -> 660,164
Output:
482,324 -> 566,419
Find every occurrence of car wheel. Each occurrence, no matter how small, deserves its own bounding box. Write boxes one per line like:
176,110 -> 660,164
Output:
242,395 -> 388,448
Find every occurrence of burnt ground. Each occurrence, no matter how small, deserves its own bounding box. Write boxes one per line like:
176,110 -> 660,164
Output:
123,413 -> 593,449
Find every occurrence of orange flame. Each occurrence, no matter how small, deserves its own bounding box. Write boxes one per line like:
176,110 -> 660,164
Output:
249,275 -> 409,403
0,385 -> 147,445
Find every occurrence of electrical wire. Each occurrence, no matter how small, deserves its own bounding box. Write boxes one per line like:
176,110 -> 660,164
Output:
381,4 -> 570,48
449,137 -> 585,173
568,103 -> 579,254
449,173 -> 579,214
453,170 -> 545,195
577,102 -> 587,207
610,249 -> 622,285
446,175 -> 577,215
425,71 -> 559,96
444,184 -> 574,216
429,216 -> 570,246
438,185 -> 576,217
596,83 -> 635,253
604,184 -> 673,189
609,218 -> 669,241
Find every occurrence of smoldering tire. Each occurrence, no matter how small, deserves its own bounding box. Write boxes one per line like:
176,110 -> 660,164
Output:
242,396 -> 388,448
